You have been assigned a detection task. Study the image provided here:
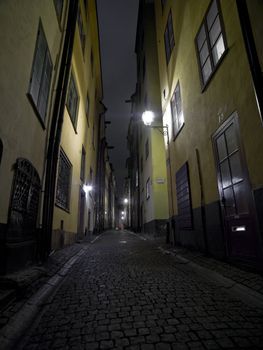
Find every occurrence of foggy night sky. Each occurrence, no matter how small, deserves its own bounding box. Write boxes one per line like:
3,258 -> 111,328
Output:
97,0 -> 139,195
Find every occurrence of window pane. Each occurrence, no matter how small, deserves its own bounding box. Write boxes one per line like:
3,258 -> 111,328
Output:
230,152 -> 243,184
233,182 -> 249,215
223,187 -> 235,216
197,24 -> 206,50
225,124 -> 238,154
220,159 -> 231,189
199,41 -> 209,66
209,15 -> 221,46
216,134 -> 227,161
207,0 -> 218,29
202,58 -> 212,83
212,34 -> 225,65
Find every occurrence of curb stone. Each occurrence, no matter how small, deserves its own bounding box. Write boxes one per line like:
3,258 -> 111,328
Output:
0,246 -> 89,350
158,246 -> 263,310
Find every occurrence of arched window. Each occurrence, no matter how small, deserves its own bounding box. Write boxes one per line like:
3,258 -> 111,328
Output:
9,158 -> 41,233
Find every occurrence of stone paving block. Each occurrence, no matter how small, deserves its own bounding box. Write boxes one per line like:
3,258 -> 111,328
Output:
16,231 -> 263,350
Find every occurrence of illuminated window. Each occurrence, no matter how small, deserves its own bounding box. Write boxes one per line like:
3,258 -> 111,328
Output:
171,81 -> 184,138
28,21 -> 53,124
195,0 -> 227,87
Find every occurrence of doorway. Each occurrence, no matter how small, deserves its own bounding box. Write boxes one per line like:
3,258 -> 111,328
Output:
212,112 -> 258,261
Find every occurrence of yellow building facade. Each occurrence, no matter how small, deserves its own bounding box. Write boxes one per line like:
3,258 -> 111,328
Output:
52,0 -> 103,249
127,0 -> 169,236
154,0 -> 263,267
0,0 -> 104,273
0,0 -> 66,273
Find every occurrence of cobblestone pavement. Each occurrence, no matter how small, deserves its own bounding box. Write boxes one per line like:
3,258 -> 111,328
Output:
19,230 -> 263,350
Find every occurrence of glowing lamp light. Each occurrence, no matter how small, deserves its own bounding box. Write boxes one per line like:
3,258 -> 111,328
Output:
123,198 -> 128,204
121,211 -> 125,215
142,110 -> 154,126
83,184 -> 93,195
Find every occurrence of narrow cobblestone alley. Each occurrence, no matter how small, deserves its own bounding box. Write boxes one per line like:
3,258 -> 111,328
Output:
18,231 -> 263,350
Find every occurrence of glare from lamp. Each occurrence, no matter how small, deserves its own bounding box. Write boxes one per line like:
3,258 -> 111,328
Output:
83,184 -> 93,195
124,198 -> 128,204
142,110 -> 154,126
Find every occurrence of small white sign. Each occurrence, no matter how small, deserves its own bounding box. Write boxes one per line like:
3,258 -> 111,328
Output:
156,178 -> 165,184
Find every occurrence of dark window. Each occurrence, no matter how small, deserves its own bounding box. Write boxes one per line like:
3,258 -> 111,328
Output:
171,81 -> 184,138
28,21 -> 53,124
56,149 -> 72,211
77,6 -> 86,54
85,92 -> 90,123
90,167 -> 93,183
161,0 -> 167,11
196,0 -> 227,87
92,123 -> 95,148
9,159 -> 41,231
164,11 -> 175,63
145,139 -> 149,160
80,146 -> 86,181
144,94 -> 148,109
66,72 -> 79,129
176,162 -> 193,229
146,178 -> 150,199
143,56 -> 146,79
84,0 -> 88,12
54,0 -> 63,21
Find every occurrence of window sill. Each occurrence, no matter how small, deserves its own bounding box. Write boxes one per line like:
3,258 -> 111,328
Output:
173,122 -> 185,141
55,202 -> 70,213
26,93 -> 46,130
200,48 -> 229,93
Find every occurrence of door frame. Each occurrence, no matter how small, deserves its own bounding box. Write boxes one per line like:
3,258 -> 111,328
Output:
212,111 -> 261,265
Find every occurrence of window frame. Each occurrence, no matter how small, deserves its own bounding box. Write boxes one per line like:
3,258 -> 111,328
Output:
27,20 -> 53,128
55,148 -> 72,212
145,139 -> 149,160
66,71 -> 79,132
53,0 -> 64,24
195,0 -> 228,90
171,81 -> 184,140
77,5 -> 86,55
146,177 -> 150,200
80,146 -> 86,181
164,10 -> 175,64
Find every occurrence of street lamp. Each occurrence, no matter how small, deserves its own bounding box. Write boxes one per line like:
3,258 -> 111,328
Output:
83,184 -> 93,196
123,198 -> 128,204
141,110 -> 175,243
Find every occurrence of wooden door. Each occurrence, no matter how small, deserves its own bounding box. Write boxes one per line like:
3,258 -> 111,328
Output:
213,113 -> 257,260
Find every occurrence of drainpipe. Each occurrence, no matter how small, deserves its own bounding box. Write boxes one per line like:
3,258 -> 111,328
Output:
236,0 -> 263,123
41,0 -> 79,260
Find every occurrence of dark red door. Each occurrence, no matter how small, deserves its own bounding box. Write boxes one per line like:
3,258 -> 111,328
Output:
213,113 -> 258,260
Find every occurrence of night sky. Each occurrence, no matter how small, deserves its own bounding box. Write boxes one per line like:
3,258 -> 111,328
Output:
97,0 -> 139,195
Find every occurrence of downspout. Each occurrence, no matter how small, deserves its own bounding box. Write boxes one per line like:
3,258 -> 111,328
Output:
236,0 -> 263,123
42,0 -> 79,260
